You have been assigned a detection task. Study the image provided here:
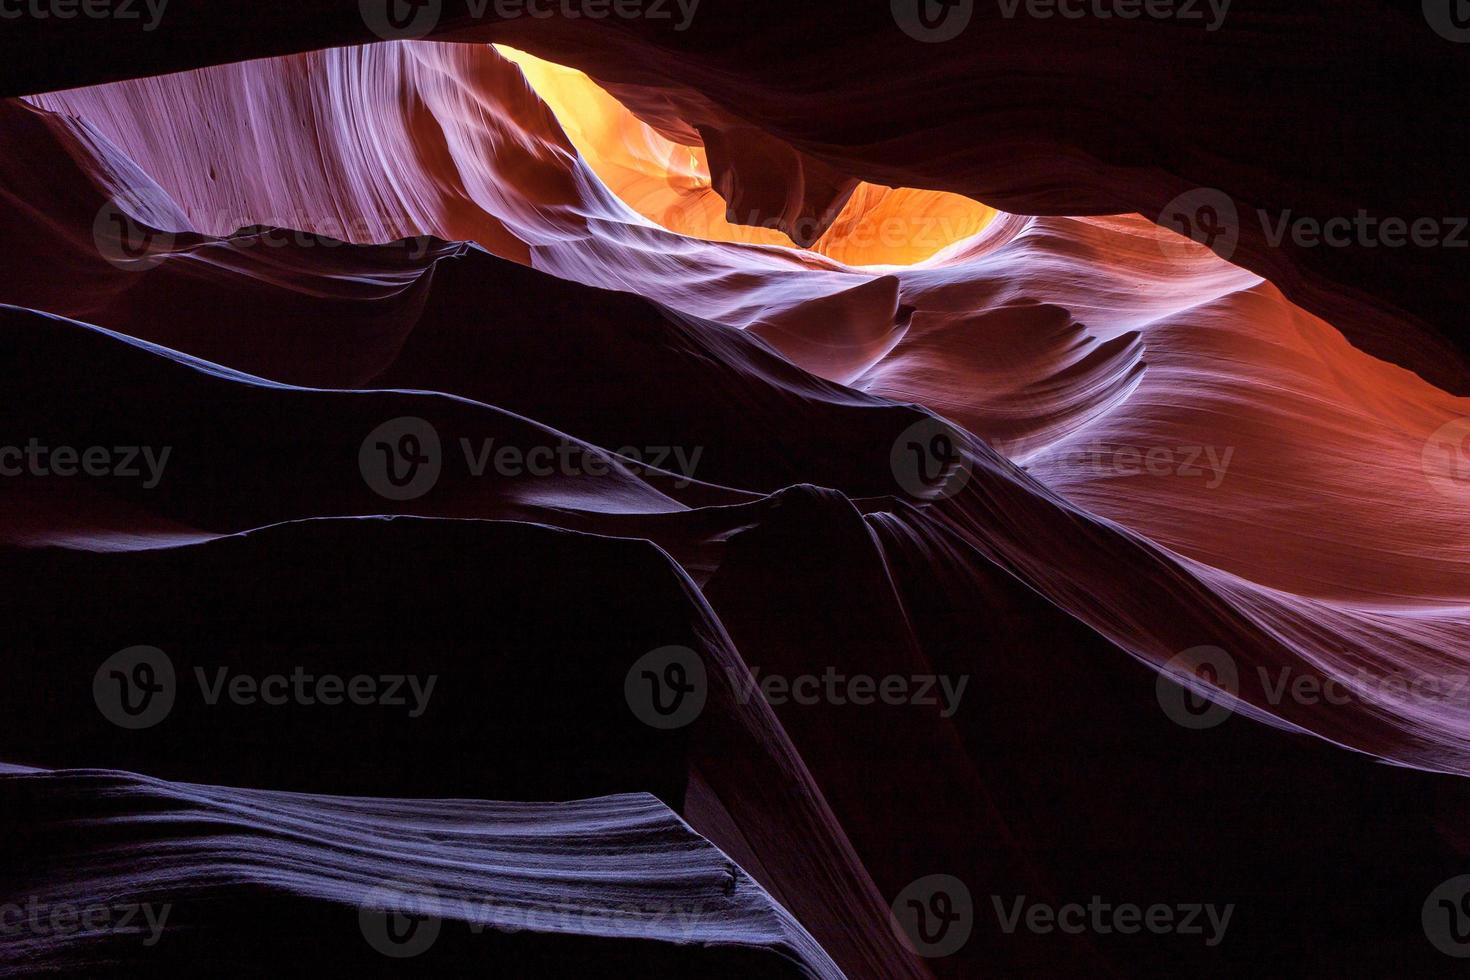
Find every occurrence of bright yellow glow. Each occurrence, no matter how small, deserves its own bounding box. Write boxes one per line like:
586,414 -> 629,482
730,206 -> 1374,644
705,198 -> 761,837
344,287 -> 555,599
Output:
496,45 -> 996,266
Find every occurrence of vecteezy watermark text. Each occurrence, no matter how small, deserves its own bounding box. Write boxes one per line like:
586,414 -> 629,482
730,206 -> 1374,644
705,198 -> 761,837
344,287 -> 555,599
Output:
644,201 -> 990,256
888,875 -> 1233,957
1155,645 -> 1470,730
360,0 -> 700,41
93,646 -> 437,730
0,898 -> 172,947
992,895 -> 1234,946
996,0 -> 1229,30
0,440 -> 170,488
360,416 -> 705,500
359,881 -> 712,958
623,646 -> 971,730
1259,211 -> 1468,250
93,200 -> 439,272
1039,441 -> 1235,488
892,0 -> 1229,42
0,0 -> 167,30
731,666 -> 970,718
1159,188 -> 1468,264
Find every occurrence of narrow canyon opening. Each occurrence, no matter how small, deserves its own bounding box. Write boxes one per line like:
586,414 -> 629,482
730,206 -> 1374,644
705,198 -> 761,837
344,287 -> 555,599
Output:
496,45 -> 997,267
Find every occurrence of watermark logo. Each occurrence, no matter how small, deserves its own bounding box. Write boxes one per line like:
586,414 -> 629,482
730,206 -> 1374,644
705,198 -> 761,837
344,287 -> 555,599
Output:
892,0 -> 974,42
94,647 -> 438,728
360,882 -> 443,958
92,199 -> 175,272
890,875 -> 974,957
1423,417 -> 1470,497
891,417 -> 973,501
1425,876 -> 1470,956
1424,0 -> 1470,42
360,0 -> 441,40
1155,645 -> 1238,730
93,646 -> 176,730
361,417 -> 442,501
624,646 -> 707,729
1158,188 -> 1241,264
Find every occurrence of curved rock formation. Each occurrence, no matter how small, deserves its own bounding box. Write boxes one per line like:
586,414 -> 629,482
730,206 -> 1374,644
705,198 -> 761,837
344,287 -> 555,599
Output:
1,19 -> 1467,979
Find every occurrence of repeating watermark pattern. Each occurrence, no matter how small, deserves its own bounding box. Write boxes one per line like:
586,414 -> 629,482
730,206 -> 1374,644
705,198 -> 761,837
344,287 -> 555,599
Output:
891,417 -> 973,501
894,0 -> 1228,41
360,416 -> 706,501
94,647 -> 437,730
731,667 -> 970,718
1424,0 -> 1470,42
624,646 -> 708,730
0,898 -> 172,947
358,881 -> 710,958
1424,876 -> 1470,957
1156,645 -> 1470,730
0,440 -> 171,488
993,895 -> 1234,945
360,0 -> 700,42
1159,190 -> 1468,264
1423,417 -> 1470,498
0,0 -> 167,30
1037,441 -> 1235,488
890,875 -> 974,958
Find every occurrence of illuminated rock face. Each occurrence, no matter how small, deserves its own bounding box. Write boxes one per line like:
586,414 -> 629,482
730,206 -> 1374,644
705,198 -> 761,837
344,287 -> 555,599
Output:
2,23 -> 1469,980
497,46 -> 996,265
